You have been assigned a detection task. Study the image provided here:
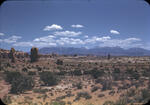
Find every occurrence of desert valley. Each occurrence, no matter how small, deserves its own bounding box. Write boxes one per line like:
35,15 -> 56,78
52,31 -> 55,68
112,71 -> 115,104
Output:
0,47 -> 150,105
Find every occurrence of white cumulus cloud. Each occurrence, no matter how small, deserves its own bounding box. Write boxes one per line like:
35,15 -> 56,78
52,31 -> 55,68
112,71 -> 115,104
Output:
57,37 -> 85,45
110,30 -> 120,35
85,36 -> 111,43
54,31 -> 82,37
43,24 -> 63,31
33,35 -> 55,42
13,41 -> 57,47
84,35 -> 89,38
98,37 -> 141,48
0,35 -> 22,43
13,42 -> 33,47
71,24 -> 84,28
0,33 -> 5,36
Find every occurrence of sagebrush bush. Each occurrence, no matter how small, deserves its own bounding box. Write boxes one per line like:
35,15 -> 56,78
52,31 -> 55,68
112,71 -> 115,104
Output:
75,92 -> 92,101
74,82 -> 82,89
101,80 -> 112,91
90,68 -> 105,79
56,59 -> 63,65
91,86 -> 99,92
39,71 -> 58,86
72,70 -> 82,76
28,71 -> 36,75
4,71 -> 34,94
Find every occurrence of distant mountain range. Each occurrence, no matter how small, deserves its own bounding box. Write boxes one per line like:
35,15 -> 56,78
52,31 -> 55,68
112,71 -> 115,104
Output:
39,47 -> 150,56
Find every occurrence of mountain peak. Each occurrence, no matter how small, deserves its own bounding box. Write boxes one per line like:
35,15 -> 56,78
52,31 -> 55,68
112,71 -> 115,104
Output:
39,47 -> 150,56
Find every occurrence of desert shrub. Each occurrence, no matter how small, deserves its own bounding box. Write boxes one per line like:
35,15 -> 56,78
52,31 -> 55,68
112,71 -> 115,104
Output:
57,66 -> 64,71
114,97 -> 128,105
4,71 -> 34,94
140,89 -> 150,103
22,67 -> 28,72
112,69 -> 121,81
72,70 -> 82,76
122,83 -> 131,89
67,101 -> 72,105
33,88 -> 48,94
90,68 -> 105,79
56,71 -> 67,75
148,79 -> 150,90
125,69 -> 140,80
131,71 -> 140,80
129,89 -> 150,103
98,94 -> 105,98
36,66 -> 42,71
56,95 -> 66,101
6,63 -> 11,67
50,101 -> 66,105
91,86 -> 99,92
95,62 -> 98,65
56,59 -> 63,65
95,78 -> 103,84
39,71 -> 58,86
65,92 -> 74,97
103,101 -> 114,105
4,71 -> 21,84
23,97 -> 33,105
11,76 -> 34,94
74,82 -> 82,89
75,92 -> 92,100
56,93 -> 74,101
28,71 -> 36,75
126,88 -> 136,97
112,68 -> 121,80
2,95 -> 12,104
0,64 -> 4,71
78,64 -> 81,67
101,80 -> 112,91
113,68 -> 120,74
142,69 -> 150,77
30,47 -> 39,62
86,104 -> 95,105
109,90 -> 115,96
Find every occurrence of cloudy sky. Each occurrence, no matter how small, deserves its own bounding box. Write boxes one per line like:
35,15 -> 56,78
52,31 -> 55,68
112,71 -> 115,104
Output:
0,0 -> 150,51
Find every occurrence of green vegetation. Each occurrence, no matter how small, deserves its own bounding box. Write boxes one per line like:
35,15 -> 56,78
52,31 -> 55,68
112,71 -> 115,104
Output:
72,70 -> 82,76
39,71 -> 58,86
28,71 -> 36,75
90,68 -> 105,79
101,80 -> 112,91
33,88 -> 48,94
103,101 -> 114,105
50,101 -> 66,105
56,59 -> 63,65
91,86 -> 99,92
2,95 -> 12,105
74,82 -> 82,89
75,92 -> 92,101
22,67 -> 28,72
4,71 -> 34,94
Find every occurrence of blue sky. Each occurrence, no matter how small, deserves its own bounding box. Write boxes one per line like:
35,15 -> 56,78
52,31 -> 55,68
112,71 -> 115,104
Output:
0,0 -> 150,51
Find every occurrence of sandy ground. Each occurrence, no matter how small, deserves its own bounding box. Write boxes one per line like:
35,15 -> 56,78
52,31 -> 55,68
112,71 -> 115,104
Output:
0,74 -> 10,99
